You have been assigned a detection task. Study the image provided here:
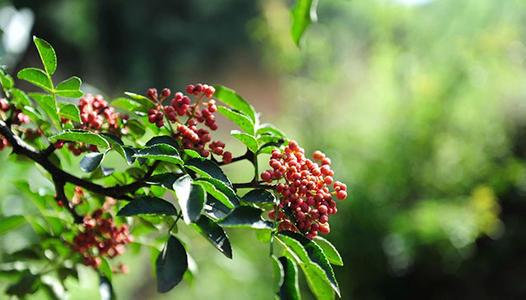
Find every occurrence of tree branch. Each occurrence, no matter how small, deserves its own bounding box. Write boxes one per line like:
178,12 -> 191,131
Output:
217,151 -> 250,166
53,177 -> 83,223
0,120 -> 155,201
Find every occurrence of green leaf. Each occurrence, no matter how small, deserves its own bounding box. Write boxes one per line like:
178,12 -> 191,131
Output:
217,106 -> 255,135
55,76 -> 83,98
185,158 -> 232,187
277,234 -> 334,300
276,233 -> 310,262
272,255 -> 285,293
33,37 -> 57,75
277,256 -> 301,300
183,149 -> 202,158
173,175 -> 206,224
301,264 -> 335,300
146,135 -> 179,149
182,183 -> 206,224
111,97 -> 145,113
213,85 -> 257,122
118,196 -> 178,216
194,180 -> 235,209
17,68 -> 53,91
99,276 -> 116,300
197,177 -> 240,207
156,235 -> 188,293
257,123 -> 286,138
80,152 -> 105,172
242,189 -> 276,204
0,215 -> 26,236
218,206 -> 272,229
100,133 -> 135,164
193,215 -> 232,259
146,173 -> 184,190
59,103 -> 81,122
126,119 -> 146,136
314,237 -> 344,266
124,92 -> 156,110
231,130 -> 258,153
49,130 -> 110,148
259,145 -> 281,154
204,195 -> 232,220
291,0 -> 318,46
99,257 -> 113,281
21,106 -> 43,122
134,144 -> 183,165
11,88 -> 32,107
280,232 -> 340,297
28,93 -> 60,128
0,70 -> 14,89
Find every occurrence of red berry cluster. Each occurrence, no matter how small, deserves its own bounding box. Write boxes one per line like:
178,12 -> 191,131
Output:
145,84 -> 232,163
12,110 -> 29,125
0,134 -> 9,151
56,94 -> 127,155
23,128 -> 43,141
0,98 -> 10,112
78,94 -> 123,133
72,208 -> 132,269
53,141 -> 98,156
262,141 -> 348,239
1,98 -> 29,125
71,186 -> 84,205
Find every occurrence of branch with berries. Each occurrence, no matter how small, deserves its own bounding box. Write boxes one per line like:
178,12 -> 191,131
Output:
0,37 -> 348,300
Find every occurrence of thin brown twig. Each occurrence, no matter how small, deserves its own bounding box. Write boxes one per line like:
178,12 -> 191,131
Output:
0,120 -> 158,202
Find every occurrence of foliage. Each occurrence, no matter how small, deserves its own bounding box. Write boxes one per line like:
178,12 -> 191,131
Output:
255,0 -> 526,298
0,37 -> 348,299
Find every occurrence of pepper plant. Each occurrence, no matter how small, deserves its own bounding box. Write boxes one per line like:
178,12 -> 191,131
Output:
0,37 -> 347,299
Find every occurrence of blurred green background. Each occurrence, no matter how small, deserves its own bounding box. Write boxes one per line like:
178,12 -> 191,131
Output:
1,0 -> 526,299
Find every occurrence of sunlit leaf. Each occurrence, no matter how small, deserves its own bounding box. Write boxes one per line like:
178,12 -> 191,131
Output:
28,93 -> 60,128
111,97 -> 145,113
257,123 -> 286,138
134,144 -> 183,165
0,70 -> 14,89
59,103 -> 81,122
49,130 -> 110,148
291,0 -> 318,46
231,130 -> 258,153
17,68 -> 52,92
217,106 -> 255,135
99,258 -> 113,281
213,85 -> 257,122
197,177 -> 239,207
314,236 -> 344,266
0,215 -> 26,236
194,179 -> 235,209
55,76 -> 83,98
124,92 -> 156,110
33,36 -> 57,75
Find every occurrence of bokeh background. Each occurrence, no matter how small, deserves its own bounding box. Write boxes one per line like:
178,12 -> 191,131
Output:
1,0 -> 526,299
